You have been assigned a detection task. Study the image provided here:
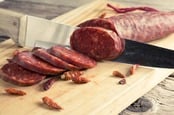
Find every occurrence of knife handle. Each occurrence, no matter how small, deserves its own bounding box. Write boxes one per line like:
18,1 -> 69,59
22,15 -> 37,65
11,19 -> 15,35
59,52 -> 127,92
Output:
0,8 -> 27,46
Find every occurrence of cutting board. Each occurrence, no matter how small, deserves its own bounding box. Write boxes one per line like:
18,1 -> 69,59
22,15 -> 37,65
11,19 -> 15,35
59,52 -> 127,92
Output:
0,0 -> 174,114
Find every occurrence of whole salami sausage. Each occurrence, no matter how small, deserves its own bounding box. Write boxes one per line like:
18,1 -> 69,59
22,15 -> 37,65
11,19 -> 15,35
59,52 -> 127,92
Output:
48,45 -> 97,68
12,51 -> 65,75
32,48 -> 80,70
1,61 -> 46,86
70,27 -> 125,60
78,11 -> 174,42
107,11 -> 174,42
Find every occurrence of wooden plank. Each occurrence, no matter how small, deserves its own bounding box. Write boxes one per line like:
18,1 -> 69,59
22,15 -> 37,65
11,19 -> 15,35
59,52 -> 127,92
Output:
52,0 -> 109,24
95,68 -> 173,115
0,61 -> 155,115
0,0 -> 174,114
0,39 -> 15,52
12,0 -> 92,7
114,0 -> 174,11
0,0 -> 76,19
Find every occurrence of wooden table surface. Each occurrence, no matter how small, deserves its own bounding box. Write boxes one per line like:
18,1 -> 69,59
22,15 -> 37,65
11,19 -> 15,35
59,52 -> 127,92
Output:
0,0 -> 174,115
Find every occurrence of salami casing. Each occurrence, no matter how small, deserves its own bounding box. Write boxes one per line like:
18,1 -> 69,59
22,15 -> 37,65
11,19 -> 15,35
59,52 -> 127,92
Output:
78,18 -> 116,32
107,12 -> 174,42
78,12 -> 174,42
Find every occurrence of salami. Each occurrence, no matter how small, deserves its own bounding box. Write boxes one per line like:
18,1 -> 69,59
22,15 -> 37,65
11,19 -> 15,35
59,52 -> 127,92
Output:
1,61 -> 46,86
32,48 -> 80,70
78,12 -> 174,42
70,27 -> 125,60
48,45 -> 96,68
12,51 -> 64,75
107,11 -> 174,42
78,18 -> 116,32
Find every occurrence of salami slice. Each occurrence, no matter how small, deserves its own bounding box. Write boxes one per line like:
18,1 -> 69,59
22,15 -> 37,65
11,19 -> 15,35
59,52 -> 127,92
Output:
32,48 -> 80,70
48,45 -> 96,69
70,27 -> 125,60
12,51 -> 64,75
1,61 -> 46,86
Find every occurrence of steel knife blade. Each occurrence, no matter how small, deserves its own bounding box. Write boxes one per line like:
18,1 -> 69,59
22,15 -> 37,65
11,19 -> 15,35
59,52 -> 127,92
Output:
24,16 -> 79,47
0,11 -> 78,47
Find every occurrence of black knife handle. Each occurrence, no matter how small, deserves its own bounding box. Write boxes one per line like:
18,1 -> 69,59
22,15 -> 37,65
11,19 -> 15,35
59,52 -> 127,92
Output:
115,39 -> 174,68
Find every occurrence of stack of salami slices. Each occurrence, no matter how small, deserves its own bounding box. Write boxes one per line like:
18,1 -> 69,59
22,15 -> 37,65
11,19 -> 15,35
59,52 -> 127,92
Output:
1,45 -> 96,86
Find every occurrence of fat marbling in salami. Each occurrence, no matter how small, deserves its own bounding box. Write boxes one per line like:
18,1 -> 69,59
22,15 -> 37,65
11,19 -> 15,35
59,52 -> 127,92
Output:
12,51 -> 64,75
70,27 -> 125,60
1,61 -> 46,86
48,45 -> 96,69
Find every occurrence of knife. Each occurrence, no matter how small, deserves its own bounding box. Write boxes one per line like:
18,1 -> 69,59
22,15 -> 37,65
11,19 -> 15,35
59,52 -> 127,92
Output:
1,9 -> 174,68
0,8 -> 77,47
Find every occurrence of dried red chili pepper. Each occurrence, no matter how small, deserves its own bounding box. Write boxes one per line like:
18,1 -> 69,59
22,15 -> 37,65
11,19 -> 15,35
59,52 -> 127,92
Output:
60,70 -> 83,80
129,64 -> 139,76
42,96 -> 63,110
13,50 -> 20,56
5,88 -> 26,96
43,78 -> 57,91
118,78 -> 126,85
112,70 -> 126,78
99,13 -> 106,18
72,76 -> 90,84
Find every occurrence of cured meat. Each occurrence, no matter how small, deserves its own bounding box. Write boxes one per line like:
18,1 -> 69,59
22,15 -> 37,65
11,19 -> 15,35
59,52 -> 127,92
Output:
107,12 -> 174,42
70,27 -> 125,60
76,6 -> 174,61
1,61 -> 46,86
78,12 -> 174,42
48,45 -> 96,68
32,48 -> 80,70
78,18 -> 116,32
12,51 -> 64,75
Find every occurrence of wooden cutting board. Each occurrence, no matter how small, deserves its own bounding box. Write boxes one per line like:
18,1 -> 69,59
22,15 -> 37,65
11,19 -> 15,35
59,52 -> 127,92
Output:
0,0 -> 174,114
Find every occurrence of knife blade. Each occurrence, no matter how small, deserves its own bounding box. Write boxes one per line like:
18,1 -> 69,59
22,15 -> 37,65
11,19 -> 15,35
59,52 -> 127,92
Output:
0,9 -> 78,47
24,16 -> 79,48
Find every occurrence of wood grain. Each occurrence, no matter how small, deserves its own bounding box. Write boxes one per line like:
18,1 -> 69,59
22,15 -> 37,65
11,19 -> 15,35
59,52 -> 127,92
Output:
0,0 -> 76,19
0,0 -> 174,114
114,0 -> 174,11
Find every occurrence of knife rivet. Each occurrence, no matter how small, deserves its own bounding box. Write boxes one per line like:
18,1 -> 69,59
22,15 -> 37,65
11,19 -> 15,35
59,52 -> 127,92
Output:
13,21 -> 17,26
